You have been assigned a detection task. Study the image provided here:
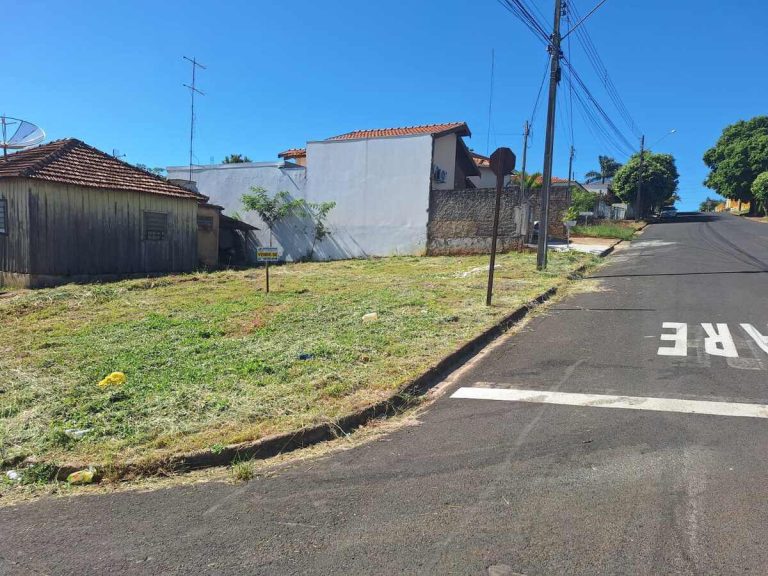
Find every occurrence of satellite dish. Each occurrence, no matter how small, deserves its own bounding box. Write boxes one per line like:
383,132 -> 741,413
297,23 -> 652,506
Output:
1,116 -> 46,158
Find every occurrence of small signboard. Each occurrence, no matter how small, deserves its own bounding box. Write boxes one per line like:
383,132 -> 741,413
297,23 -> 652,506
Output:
257,247 -> 280,262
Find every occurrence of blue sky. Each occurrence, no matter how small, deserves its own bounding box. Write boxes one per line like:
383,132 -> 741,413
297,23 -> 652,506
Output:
6,0 -> 767,210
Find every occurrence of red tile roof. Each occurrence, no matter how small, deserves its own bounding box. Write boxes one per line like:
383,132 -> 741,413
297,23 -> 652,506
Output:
278,148 -> 307,159
0,139 -> 202,200
471,152 -> 491,168
327,122 -> 470,141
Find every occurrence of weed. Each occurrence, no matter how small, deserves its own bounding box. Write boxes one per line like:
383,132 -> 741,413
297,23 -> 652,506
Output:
231,458 -> 256,482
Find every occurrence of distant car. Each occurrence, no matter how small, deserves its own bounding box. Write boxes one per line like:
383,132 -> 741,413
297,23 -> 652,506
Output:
660,207 -> 678,219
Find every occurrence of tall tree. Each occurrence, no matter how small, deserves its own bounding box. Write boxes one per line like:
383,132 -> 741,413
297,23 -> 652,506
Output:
613,151 -> 679,217
703,116 -> 768,215
584,156 -> 622,184
750,172 -> 768,215
223,154 -> 252,164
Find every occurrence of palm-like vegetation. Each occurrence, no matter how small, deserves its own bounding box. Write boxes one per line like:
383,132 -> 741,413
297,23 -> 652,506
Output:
584,156 -> 622,184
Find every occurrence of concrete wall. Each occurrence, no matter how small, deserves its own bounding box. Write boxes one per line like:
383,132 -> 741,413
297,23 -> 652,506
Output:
166,162 -> 307,263
431,133 -> 457,191
427,187 -> 527,255
304,135 -> 433,258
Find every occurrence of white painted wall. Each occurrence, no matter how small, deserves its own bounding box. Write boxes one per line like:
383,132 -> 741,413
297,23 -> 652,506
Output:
166,162 -> 307,261
305,134 -> 433,258
431,133 -> 457,190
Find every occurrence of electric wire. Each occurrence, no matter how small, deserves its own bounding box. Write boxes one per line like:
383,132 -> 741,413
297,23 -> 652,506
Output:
567,0 -> 641,138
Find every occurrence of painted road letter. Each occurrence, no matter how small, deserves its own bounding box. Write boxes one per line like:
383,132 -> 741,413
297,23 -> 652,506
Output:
658,322 -> 688,356
702,323 -> 738,358
741,324 -> 768,354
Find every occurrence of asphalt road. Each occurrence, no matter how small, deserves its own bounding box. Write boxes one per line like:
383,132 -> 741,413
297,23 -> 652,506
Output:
3,213 -> 768,575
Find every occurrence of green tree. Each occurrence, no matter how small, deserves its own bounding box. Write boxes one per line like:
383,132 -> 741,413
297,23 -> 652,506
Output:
750,172 -> 768,215
135,164 -> 166,177
613,151 -> 679,217
698,196 -> 721,212
703,116 -> 768,215
570,186 -> 598,214
241,187 -> 336,259
223,154 -> 252,164
584,156 -> 622,184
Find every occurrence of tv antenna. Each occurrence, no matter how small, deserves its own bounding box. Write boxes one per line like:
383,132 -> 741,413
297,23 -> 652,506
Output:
183,56 -> 206,182
1,116 -> 46,159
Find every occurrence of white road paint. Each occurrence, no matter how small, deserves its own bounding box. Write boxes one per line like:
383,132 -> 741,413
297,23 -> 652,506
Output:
742,324 -> 768,354
656,323 -> 768,367
701,323 -> 739,358
451,386 -> 768,419
658,322 -> 688,356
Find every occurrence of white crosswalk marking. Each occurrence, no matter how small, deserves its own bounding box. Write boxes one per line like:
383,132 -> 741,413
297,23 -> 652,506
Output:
451,386 -> 768,419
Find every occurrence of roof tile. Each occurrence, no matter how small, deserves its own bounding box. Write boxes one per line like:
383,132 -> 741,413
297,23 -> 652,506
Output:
327,122 -> 470,141
0,139 -> 201,200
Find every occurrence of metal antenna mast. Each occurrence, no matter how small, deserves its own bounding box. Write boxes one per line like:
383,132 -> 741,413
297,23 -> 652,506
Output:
183,56 -> 206,182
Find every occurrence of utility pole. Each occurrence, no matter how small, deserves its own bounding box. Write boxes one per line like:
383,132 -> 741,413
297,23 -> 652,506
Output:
183,56 -> 206,183
536,0 -> 563,270
566,145 -> 575,204
635,135 -> 645,221
520,121 -> 531,243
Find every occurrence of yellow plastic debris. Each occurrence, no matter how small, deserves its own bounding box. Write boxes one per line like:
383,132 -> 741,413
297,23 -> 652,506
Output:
66,468 -> 95,485
98,371 -> 126,389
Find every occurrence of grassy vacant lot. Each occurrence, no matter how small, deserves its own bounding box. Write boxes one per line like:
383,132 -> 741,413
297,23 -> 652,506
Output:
571,220 -> 644,241
0,251 -> 593,470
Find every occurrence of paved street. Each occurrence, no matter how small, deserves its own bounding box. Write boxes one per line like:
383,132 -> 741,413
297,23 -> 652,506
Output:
3,213 -> 768,575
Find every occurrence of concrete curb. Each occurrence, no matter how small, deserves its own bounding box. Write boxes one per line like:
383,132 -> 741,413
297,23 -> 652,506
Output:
49,253 -> 614,482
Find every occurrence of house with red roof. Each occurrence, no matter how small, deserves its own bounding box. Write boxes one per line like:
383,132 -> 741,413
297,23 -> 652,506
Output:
168,122 -> 483,260
0,139 -> 255,287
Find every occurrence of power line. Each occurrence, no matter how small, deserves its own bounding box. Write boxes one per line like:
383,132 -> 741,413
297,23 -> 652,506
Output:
495,0 -> 551,45
567,0 -> 641,137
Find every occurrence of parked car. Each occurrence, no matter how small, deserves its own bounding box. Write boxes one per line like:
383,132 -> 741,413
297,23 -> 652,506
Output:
660,207 -> 678,219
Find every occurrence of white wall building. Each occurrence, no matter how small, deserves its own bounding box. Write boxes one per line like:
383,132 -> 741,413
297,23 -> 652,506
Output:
168,122 -> 480,261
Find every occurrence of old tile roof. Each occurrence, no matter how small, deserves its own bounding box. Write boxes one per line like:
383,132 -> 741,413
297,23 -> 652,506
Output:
471,152 -> 491,168
277,148 -> 307,159
0,139 -> 202,199
327,122 -> 470,141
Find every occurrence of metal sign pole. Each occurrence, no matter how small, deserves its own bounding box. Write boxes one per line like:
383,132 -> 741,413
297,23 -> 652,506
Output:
266,261 -> 270,294
486,148 -> 517,306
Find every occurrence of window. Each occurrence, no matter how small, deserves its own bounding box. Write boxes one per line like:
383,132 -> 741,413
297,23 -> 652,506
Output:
144,211 -> 168,241
197,215 -> 214,231
0,198 -> 7,235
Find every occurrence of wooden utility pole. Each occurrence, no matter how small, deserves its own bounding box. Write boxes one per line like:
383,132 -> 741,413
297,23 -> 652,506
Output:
536,0 -> 563,271
520,121 -> 531,244
635,135 -> 645,221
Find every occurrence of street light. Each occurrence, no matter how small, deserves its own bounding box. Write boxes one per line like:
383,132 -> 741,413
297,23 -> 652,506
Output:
649,129 -> 677,149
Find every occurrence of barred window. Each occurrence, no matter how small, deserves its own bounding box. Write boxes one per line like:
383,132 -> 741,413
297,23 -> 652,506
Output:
0,198 -> 7,235
197,215 -> 214,231
144,211 -> 168,241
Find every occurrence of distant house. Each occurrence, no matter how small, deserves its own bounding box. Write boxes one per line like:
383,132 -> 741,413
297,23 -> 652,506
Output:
168,122 -> 482,260
0,139 -> 232,288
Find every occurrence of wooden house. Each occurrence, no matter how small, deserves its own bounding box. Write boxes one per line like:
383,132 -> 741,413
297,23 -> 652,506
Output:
0,138 -> 205,288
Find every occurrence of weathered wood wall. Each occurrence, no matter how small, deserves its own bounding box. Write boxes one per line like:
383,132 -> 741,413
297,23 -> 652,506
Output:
0,179 -> 31,276
3,180 -> 198,283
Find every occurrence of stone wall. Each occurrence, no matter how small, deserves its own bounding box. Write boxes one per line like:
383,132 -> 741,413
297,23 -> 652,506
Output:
426,187 -> 528,256
528,187 -> 570,240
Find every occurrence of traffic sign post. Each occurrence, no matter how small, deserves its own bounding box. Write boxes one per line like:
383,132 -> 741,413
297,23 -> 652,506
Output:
486,147 -> 516,306
256,247 -> 280,293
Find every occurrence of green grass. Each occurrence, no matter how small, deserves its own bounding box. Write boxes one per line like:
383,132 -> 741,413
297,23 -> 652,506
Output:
0,251 -> 594,469
571,221 -> 641,241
